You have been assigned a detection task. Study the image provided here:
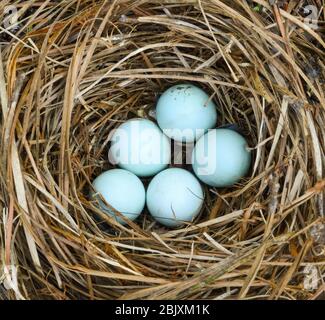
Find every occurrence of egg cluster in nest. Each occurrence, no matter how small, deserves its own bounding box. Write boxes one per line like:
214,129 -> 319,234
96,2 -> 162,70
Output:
0,0 -> 324,300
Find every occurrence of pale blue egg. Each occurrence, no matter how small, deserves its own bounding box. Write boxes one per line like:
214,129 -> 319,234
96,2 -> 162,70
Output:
156,84 -> 217,142
92,169 -> 145,224
108,118 -> 171,177
192,129 -> 251,187
146,168 -> 204,227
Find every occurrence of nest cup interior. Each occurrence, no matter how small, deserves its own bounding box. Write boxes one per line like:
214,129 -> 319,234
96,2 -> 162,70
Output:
0,0 -> 324,300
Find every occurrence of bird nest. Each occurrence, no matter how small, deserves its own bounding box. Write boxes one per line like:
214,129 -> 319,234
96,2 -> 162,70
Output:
0,0 -> 324,300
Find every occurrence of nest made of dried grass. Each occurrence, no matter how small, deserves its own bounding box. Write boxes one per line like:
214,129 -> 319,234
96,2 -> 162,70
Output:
0,0 -> 324,300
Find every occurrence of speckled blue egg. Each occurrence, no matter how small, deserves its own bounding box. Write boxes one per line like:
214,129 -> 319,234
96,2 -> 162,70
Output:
108,118 -> 171,177
192,129 -> 251,187
91,169 -> 145,224
146,168 -> 204,228
156,84 -> 217,143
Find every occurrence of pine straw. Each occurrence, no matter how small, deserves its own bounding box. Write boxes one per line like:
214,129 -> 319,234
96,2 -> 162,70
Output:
0,0 -> 324,300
